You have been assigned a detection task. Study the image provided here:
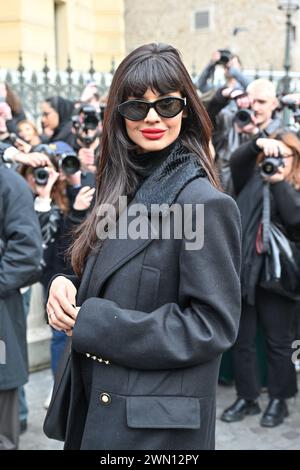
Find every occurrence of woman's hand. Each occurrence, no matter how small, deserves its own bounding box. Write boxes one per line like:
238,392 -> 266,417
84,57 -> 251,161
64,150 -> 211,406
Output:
14,138 -> 32,154
47,276 -> 78,335
256,138 -> 283,157
73,186 -> 95,211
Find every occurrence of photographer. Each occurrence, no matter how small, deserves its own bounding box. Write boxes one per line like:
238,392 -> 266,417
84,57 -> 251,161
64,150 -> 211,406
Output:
18,145 -> 94,388
197,50 -> 250,94
207,79 -> 282,195
0,147 -> 42,449
221,130 -> 300,427
69,104 -> 102,189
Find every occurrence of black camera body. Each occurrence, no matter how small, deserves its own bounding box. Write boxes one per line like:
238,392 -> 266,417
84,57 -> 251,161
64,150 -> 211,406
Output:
32,144 -> 56,186
217,49 -> 232,65
261,154 -> 285,177
234,108 -> 254,128
77,104 -> 100,131
33,143 -> 80,180
72,104 -> 101,148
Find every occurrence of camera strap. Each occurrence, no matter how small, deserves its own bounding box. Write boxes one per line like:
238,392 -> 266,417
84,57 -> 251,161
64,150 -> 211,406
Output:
261,181 -> 271,253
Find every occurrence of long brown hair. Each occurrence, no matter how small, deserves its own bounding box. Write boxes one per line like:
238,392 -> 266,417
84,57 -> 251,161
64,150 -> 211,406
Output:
71,42 -> 218,275
257,130 -> 300,189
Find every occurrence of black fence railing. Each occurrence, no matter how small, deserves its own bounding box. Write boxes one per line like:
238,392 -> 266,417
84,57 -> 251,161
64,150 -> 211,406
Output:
1,53 -> 300,124
0,53 -> 114,123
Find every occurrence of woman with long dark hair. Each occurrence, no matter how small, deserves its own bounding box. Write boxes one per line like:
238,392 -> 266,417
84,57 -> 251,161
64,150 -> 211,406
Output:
46,43 -> 241,450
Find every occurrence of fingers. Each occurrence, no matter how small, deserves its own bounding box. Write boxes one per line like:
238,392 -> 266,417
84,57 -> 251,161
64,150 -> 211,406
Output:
47,277 -> 78,332
78,186 -> 93,194
47,300 -> 76,329
28,153 -> 51,167
73,187 -> 95,210
263,144 -> 281,157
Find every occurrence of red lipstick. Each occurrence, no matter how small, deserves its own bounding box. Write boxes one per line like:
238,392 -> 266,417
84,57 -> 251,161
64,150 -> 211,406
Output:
141,128 -> 166,140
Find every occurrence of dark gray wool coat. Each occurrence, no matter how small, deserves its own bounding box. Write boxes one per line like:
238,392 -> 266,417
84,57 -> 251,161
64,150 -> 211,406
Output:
0,162 -> 42,390
63,143 -> 242,450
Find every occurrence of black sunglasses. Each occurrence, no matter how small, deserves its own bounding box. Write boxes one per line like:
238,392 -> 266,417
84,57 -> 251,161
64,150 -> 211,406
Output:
118,96 -> 186,121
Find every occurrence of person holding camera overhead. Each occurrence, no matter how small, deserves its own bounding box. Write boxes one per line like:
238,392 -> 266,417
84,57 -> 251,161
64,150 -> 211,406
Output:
197,50 -> 250,95
46,42 -> 241,450
221,129 -> 300,427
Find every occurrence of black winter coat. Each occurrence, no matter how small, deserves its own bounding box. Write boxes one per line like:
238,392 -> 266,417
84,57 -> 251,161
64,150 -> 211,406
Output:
59,144 -> 242,450
0,163 -> 42,389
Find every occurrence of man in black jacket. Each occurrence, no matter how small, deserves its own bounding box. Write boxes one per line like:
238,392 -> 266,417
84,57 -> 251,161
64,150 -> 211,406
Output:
0,146 -> 43,449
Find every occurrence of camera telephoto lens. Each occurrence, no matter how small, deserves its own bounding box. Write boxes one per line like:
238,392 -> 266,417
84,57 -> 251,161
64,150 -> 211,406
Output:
60,152 -> 81,175
234,109 -> 253,128
261,156 -> 284,177
33,167 -> 49,186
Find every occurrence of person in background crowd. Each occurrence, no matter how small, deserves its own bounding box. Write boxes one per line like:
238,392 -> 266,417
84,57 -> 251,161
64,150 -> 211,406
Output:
17,120 -> 41,150
206,78 -> 282,194
197,50 -> 250,95
0,82 -> 26,134
0,143 -> 42,449
41,96 -> 74,146
80,81 -> 101,112
18,143 -> 94,408
47,42 -> 241,450
221,130 -> 300,427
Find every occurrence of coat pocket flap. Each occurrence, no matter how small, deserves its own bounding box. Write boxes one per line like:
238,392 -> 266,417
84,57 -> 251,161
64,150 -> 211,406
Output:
126,396 -> 200,429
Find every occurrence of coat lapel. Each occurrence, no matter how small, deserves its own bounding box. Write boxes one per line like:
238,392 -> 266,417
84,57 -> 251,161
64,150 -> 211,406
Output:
81,141 -> 206,300
77,253 -> 98,304
86,210 -> 153,298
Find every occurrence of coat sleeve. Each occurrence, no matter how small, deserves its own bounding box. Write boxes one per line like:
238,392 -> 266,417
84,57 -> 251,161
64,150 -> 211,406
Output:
271,180 -> 300,227
0,169 -> 43,297
72,189 -> 242,370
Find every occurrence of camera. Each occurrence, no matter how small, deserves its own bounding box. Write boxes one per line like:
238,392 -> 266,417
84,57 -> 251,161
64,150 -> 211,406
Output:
75,104 -> 100,131
58,152 -> 81,175
34,143 -> 80,177
217,49 -> 233,65
33,167 -> 49,186
261,154 -> 285,177
234,109 -> 254,128
31,144 -> 56,186
72,104 -> 101,148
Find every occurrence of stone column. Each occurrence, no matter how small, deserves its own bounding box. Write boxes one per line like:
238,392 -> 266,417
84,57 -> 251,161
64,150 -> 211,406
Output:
26,283 -> 51,372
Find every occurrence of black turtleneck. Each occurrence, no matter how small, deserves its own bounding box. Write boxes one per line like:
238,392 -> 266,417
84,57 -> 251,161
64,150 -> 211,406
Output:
131,139 -> 179,183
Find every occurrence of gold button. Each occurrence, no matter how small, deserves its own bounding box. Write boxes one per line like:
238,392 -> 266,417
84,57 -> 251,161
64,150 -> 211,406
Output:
100,392 -> 111,405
